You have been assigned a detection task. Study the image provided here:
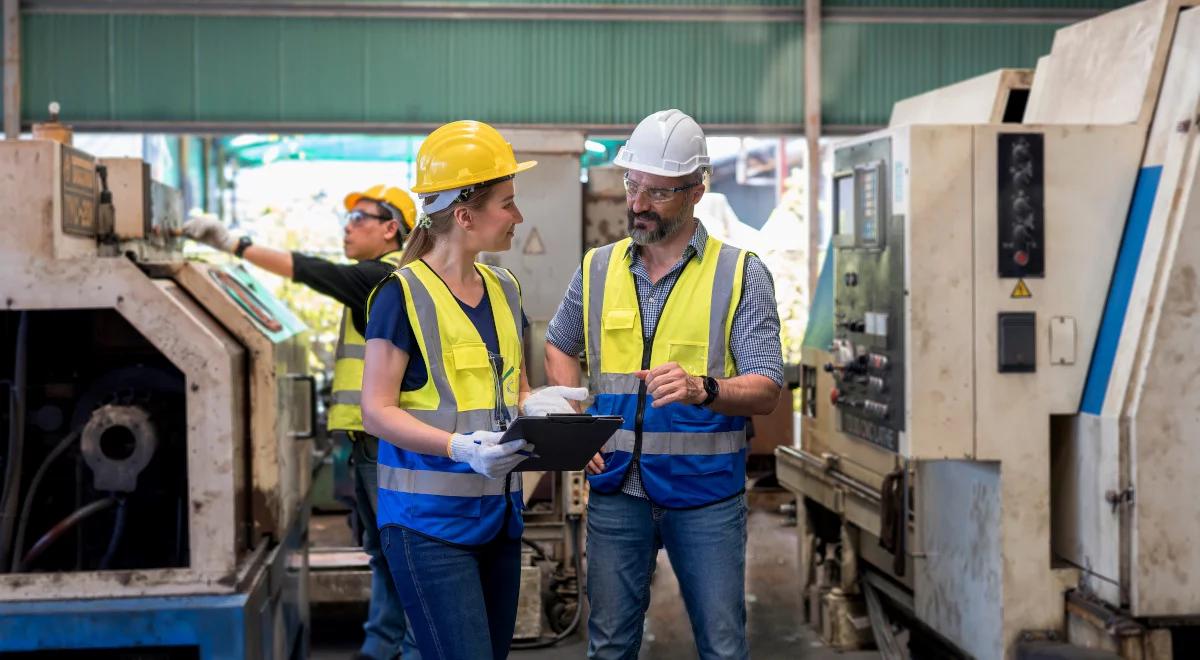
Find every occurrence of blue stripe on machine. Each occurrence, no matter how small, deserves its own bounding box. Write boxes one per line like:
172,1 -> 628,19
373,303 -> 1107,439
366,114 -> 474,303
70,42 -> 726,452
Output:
1080,166 -> 1163,415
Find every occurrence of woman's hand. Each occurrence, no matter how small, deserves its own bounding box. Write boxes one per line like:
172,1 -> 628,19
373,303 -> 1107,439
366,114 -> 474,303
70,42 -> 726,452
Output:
449,431 -> 531,479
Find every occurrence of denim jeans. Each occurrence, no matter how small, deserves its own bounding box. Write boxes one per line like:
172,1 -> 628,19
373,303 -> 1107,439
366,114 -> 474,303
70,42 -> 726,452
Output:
382,525 -> 522,660
586,491 -> 749,660
351,435 -> 421,660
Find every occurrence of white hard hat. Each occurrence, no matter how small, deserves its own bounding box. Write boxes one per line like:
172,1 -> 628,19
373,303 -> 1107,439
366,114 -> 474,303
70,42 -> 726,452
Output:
613,109 -> 710,177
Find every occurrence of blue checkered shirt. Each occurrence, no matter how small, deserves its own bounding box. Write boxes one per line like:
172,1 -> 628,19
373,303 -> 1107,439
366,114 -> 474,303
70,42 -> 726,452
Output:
546,221 -> 783,499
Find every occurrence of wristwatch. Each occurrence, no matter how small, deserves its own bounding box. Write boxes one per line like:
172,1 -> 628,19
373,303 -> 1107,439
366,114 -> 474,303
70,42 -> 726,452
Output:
234,235 -> 253,257
697,376 -> 720,407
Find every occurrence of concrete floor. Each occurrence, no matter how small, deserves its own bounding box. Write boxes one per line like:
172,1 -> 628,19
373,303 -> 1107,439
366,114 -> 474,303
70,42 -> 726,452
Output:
311,491 -> 879,659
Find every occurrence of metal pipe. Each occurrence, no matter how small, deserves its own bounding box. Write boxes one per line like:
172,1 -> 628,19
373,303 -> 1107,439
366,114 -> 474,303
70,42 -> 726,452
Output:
16,497 -> 117,571
778,447 -> 882,504
23,1 -> 1103,25
804,0 -> 822,309
25,119 -> 881,137
0,310 -> 29,571
2,0 -> 18,139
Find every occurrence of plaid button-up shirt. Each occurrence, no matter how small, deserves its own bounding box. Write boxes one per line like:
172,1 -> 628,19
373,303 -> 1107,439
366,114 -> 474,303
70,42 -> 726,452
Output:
546,222 -> 783,499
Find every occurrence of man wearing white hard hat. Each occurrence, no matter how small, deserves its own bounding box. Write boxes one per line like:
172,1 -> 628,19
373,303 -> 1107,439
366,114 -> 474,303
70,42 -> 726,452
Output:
545,109 -> 783,659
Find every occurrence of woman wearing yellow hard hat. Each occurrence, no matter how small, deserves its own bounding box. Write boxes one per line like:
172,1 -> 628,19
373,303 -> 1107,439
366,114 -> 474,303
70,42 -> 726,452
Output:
360,119 -> 537,659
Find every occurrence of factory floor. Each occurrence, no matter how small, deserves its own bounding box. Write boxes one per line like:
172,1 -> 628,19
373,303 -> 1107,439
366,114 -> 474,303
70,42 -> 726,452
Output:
310,490 -> 879,660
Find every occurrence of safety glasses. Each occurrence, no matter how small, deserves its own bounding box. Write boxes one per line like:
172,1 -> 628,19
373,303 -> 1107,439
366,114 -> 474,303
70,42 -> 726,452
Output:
623,175 -> 699,204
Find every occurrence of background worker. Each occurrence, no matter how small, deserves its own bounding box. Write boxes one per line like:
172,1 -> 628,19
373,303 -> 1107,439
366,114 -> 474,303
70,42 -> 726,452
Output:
544,109 -> 784,659
360,120 -> 538,660
181,186 -> 419,660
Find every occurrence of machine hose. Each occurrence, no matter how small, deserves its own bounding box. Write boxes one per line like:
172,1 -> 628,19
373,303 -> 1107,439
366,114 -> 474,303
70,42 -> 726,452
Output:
0,311 -> 29,571
511,515 -> 585,650
98,496 -> 128,570
16,497 -> 117,572
10,428 -> 81,571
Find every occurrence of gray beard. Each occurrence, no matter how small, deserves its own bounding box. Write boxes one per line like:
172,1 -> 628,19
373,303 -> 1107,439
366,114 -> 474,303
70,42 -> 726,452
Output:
628,208 -> 690,245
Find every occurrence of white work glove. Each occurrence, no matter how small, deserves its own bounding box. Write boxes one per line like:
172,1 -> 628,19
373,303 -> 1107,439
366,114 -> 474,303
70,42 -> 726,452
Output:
522,386 -> 589,416
181,213 -> 236,252
449,431 -> 531,479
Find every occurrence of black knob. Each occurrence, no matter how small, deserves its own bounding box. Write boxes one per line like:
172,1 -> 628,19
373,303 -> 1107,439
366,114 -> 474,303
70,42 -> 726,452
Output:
1010,161 -> 1033,186
844,272 -> 859,287
1012,139 -> 1032,163
1012,192 -> 1033,216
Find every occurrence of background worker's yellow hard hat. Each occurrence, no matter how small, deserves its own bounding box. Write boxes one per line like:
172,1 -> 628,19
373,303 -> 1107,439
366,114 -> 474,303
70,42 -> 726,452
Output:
411,120 -> 536,194
343,185 -> 417,230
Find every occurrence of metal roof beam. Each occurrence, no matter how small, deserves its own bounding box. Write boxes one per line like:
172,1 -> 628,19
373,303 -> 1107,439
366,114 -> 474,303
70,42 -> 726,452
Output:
23,1 -> 1106,25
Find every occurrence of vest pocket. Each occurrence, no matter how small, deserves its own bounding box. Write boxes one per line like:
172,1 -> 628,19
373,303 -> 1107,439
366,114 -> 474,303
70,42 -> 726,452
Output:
603,308 -> 637,332
451,342 -> 490,370
666,340 -> 707,376
451,342 -> 493,409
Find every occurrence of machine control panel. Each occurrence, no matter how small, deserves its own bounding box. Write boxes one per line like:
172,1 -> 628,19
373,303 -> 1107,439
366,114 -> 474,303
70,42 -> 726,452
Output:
830,137 -> 906,452
997,133 -> 1044,277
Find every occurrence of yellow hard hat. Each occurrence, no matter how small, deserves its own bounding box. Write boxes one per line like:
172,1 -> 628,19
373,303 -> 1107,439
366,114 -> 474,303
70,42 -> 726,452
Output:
344,185 -> 416,230
411,120 -> 536,195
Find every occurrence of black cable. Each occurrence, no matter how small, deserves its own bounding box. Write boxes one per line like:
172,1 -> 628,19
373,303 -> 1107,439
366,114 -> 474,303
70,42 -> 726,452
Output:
511,515 -> 585,650
99,496 -> 128,570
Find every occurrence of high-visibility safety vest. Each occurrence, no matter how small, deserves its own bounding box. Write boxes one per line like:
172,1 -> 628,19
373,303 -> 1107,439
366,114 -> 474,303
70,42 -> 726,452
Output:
374,260 -> 525,545
583,235 -> 749,508
328,250 -> 405,432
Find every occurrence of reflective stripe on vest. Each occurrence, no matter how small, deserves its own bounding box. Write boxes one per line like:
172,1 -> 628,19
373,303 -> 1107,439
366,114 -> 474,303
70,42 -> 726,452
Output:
328,250 -> 404,432
582,235 -> 749,508
374,260 -> 525,545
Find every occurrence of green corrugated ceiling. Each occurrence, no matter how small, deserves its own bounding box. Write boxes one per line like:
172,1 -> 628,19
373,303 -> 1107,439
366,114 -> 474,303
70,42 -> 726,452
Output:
8,2 -> 1138,131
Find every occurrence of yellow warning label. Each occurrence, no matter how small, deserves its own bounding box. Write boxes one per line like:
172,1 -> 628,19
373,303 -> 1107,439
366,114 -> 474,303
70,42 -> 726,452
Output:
1011,279 -> 1032,299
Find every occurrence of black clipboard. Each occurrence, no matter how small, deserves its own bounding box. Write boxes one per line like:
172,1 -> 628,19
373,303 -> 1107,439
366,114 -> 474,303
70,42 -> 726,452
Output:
500,414 -> 623,472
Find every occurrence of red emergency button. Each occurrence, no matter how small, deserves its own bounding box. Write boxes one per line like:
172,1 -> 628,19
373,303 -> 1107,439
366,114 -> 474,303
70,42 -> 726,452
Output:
830,388 -> 840,404
1013,250 -> 1029,266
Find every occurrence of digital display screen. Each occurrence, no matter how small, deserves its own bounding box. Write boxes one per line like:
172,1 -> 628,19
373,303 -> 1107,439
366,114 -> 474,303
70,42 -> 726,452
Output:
859,167 -> 879,244
835,174 -> 855,238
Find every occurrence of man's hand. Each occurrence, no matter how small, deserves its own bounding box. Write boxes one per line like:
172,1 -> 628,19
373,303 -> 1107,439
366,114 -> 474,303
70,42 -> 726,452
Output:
181,213 -> 236,252
637,362 -> 705,408
585,453 -> 606,475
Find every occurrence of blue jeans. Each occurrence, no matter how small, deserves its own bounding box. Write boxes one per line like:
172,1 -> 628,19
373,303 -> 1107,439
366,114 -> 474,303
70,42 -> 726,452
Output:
352,435 -> 420,660
586,491 -> 749,660
382,525 -> 522,660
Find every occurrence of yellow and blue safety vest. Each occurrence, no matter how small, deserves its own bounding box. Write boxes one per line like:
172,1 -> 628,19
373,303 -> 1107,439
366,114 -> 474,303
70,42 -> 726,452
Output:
374,260 -> 525,545
328,250 -> 405,432
583,235 -> 749,508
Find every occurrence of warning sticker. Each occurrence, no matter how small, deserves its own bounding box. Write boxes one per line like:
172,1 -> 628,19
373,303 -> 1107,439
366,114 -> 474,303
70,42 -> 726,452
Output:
1011,279 -> 1032,299
522,227 -> 545,255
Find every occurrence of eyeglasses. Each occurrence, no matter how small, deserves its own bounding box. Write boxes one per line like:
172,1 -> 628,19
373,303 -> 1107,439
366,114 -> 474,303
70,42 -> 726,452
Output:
340,209 -> 393,228
623,176 -> 699,203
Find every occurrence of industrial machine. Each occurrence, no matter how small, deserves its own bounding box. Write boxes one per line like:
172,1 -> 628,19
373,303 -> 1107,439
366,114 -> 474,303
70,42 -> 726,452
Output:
777,0 -> 1200,658
0,123 -> 314,658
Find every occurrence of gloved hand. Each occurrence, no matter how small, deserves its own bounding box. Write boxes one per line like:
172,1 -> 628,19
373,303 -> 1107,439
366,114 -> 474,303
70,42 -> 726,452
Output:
181,213 -> 236,252
449,431 -> 530,479
522,386 -> 589,416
